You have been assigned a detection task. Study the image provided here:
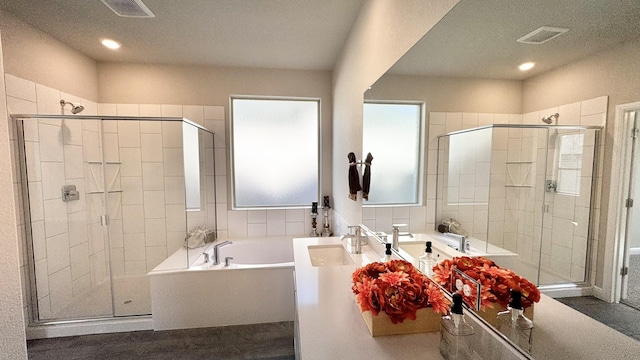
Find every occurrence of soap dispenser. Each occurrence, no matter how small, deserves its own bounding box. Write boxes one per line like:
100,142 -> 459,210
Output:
496,289 -> 533,352
418,241 -> 436,277
440,293 -> 474,360
381,243 -> 393,262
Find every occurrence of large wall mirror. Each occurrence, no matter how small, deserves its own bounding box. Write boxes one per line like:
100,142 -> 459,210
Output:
362,0 -> 640,358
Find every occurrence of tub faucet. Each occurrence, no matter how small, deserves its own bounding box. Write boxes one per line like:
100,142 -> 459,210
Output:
444,233 -> 468,253
391,224 -> 413,251
213,241 -> 232,265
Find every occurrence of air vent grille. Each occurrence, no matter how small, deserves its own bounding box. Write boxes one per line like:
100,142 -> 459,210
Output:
517,26 -> 569,44
101,0 -> 155,18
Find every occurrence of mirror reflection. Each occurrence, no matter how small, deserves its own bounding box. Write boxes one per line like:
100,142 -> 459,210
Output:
362,0 -> 640,357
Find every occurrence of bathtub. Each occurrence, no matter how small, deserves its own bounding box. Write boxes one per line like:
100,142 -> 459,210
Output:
148,236 -> 295,331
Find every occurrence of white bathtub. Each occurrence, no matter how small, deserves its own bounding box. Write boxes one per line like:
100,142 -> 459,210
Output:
148,236 -> 295,330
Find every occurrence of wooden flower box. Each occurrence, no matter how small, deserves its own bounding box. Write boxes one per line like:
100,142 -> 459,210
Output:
357,301 -> 441,337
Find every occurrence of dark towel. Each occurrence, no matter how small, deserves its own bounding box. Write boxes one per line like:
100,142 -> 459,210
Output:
347,152 -> 361,201
362,152 -> 373,201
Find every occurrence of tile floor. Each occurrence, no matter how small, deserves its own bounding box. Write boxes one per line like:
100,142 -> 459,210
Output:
557,296 -> 640,341
27,322 -> 295,360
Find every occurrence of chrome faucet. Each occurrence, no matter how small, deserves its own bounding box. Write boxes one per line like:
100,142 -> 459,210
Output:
444,232 -> 468,253
341,225 -> 362,254
391,224 -> 413,251
212,241 -> 232,265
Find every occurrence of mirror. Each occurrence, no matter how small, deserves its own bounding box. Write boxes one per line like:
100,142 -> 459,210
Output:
362,0 -> 640,357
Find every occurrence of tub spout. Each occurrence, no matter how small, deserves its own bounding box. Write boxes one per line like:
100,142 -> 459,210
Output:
213,241 -> 232,265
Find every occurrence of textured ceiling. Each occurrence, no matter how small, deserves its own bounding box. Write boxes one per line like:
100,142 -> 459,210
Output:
0,0 -> 365,70
387,0 -> 640,80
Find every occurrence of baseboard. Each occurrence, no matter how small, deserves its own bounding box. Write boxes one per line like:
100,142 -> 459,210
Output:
540,285 -> 592,298
26,316 -> 154,339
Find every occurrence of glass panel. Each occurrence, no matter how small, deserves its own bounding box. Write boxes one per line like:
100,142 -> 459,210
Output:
363,102 -> 421,204
622,110 -> 640,309
183,122 -> 201,211
537,128 -> 595,286
232,98 -> 318,208
21,117 -> 114,321
186,127 -> 217,267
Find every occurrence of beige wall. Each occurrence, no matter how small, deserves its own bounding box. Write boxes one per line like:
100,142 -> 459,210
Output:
0,10 -> 98,102
97,63 -> 334,199
365,74 -> 522,113
331,0 -> 460,232
0,32 -> 28,359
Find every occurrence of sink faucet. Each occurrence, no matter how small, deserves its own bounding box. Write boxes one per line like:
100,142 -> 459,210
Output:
212,241 -> 233,265
444,232 -> 468,253
391,224 -> 413,251
341,225 -> 362,254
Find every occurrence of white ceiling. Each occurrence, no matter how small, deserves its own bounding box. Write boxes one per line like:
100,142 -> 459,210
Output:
0,0 -> 365,70
1,0 -> 639,80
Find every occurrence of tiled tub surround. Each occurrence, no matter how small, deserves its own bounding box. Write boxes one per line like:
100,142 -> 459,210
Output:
149,236 -> 295,331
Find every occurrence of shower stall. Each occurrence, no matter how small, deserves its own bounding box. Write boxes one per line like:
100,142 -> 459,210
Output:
13,114 -> 216,323
436,124 -> 601,288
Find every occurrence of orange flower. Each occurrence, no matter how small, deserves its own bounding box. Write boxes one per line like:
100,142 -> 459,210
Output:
352,260 -> 449,323
431,256 -> 540,310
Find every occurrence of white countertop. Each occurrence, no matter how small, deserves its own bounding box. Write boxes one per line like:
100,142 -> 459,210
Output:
293,236 -> 443,360
293,236 -> 640,360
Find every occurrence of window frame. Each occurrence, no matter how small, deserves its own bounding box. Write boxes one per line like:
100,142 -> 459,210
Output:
362,100 -> 426,207
229,95 -> 321,209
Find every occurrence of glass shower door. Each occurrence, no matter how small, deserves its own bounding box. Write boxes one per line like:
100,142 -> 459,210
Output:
20,117 -> 114,321
537,128 -> 597,286
621,110 -> 640,309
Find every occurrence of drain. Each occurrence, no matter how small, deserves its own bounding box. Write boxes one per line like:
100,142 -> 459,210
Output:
123,300 -> 133,304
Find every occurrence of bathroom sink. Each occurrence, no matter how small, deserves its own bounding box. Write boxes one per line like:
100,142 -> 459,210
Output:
307,245 -> 355,267
399,242 -> 451,263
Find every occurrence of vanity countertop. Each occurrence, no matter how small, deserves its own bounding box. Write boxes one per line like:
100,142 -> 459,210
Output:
293,236 -> 443,360
293,236 -> 640,360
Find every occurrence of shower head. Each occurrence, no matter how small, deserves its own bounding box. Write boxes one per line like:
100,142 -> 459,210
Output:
541,113 -> 559,124
60,99 -> 85,114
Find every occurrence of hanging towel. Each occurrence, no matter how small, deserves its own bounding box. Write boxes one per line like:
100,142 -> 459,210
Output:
348,152 -> 361,201
362,152 -> 373,201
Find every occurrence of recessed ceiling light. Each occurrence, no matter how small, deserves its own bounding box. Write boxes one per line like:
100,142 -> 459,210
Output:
101,39 -> 121,50
519,62 -> 535,71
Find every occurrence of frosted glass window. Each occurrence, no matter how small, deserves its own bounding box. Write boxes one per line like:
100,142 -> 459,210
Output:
363,102 -> 422,205
231,98 -> 319,208
557,133 -> 584,196
183,122 -> 201,210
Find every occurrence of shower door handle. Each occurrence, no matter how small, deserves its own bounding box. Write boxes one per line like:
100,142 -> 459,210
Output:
100,214 -> 109,226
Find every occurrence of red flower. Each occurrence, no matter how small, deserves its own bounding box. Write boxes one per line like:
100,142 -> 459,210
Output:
352,260 -> 450,323
431,256 -> 541,310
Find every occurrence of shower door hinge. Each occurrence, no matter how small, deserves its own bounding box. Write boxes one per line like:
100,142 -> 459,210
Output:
626,198 -> 634,208
621,267 -> 629,276
100,214 -> 109,226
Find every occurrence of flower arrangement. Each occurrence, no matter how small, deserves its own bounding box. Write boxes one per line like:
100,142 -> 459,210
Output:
432,256 -> 541,311
352,259 -> 450,324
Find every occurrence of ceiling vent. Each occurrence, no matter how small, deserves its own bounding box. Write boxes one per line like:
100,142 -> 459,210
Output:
517,26 -> 569,44
101,0 -> 155,18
